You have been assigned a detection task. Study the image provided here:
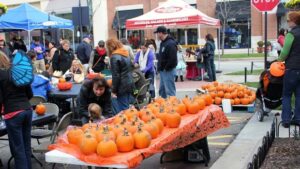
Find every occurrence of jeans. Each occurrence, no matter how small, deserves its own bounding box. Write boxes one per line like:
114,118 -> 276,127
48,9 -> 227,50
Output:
5,109 -> 32,169
159,69 -> 176,98
112,93 -> 133,115
204,57 -> 216,81
145,71 -> 155,98
282,69 -> 300,123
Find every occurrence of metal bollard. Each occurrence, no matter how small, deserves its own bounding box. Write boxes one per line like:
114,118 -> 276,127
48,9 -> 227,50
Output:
245,67 -> 247,83
251,62 -> 254,74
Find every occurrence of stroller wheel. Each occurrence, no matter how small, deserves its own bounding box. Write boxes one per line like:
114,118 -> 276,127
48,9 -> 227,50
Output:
255,99 -> 264,122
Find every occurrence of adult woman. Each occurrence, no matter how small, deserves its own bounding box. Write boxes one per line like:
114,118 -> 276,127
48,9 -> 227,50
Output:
0,51 -> 33,169
77,77 -> 112,124
202,34 -> 216,82
52,40 -> 75,74
134,42 -> 155,98
88,40 -> 107,73
45,41 -> 57,74
278,11 -> 300,128
106,38 -> 134,114
64,59 -> 85,83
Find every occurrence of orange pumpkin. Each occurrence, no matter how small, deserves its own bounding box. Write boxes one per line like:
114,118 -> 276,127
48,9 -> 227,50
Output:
217,91 -> 224,98
156,109 -> 167,126
96,126 -> 116,142
210,91 -> 217,99
231,91 -> 238,99
97,136 -> 118,157
57,82 -> 72,91
213,81 -> 219,87
127,121 -> 138,134
140,110 -> 154,122
241,98 -> 250,105
166,110 -> 181,128
35,104 -> 46,116
237,91 -> 244,98
270,62 -> 285,77
230,99 -> 235,105
234,98 -> 241,105
175,101 -> 187,115
59,77 -> 66,83
143,122 -> 159,139
80,133 -> 98,155
116,129 -> 134,152
113,114 -> 128,124
195,98 -> 206,110
151,117 -> 164,133
133,126 -> 151,149
214,97 -> 222,105
124,106 -> 138,120
112,124 -> 124,136
67,127 -> 84,146
87,73 -> 100,80
82,122 -> 98,132
186,101 -> 199,114
224,93 -> 231,99
203,94 -> 213,106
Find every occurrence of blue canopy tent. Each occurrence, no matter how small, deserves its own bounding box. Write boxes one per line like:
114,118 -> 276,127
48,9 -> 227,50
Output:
0,3 -> 74,48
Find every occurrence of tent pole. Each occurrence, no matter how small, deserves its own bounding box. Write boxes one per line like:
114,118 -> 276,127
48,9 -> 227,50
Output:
197,24 -> 201,45
72,30 -> 75,51
184,29 -> 187,46
125,29 -> 128,39
217,28 -> 221,72
28,31 -> 31,48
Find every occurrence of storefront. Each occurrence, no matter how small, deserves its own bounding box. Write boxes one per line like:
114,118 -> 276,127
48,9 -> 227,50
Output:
216,0 -> 251,49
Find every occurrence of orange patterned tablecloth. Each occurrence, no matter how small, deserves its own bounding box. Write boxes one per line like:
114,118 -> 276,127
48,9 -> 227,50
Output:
49,104 -> 230,168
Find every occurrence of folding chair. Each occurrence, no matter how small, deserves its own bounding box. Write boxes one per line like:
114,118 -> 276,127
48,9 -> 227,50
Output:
31,103 -> 59,144
134,79 -> 151,110
29,95 -> 47,107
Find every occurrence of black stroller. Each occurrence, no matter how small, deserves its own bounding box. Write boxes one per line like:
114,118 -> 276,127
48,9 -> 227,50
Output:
255,70 -> 283,122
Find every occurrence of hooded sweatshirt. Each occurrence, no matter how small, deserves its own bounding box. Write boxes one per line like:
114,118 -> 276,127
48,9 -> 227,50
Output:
31,74 -> 52,99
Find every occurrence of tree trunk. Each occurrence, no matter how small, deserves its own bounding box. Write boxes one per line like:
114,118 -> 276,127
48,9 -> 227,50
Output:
221,21 -> 226,56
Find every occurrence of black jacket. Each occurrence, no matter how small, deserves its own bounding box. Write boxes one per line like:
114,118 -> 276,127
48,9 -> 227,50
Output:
202,40 -> 215,59
0,75 -> 33,114
77,80 -> 113,118
157,35 -> 178,71
285,26 -> 300,69
110,51 -> 134,96
91,48 -> 106,72
76,41 -> 92,64
52,48 -> 75,74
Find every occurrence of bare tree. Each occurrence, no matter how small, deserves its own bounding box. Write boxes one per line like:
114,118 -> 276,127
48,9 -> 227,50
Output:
216,0 -> 233,56
216,1 -> 248,56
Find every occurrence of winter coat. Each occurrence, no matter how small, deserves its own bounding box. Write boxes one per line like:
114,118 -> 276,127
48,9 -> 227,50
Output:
157,35 -> 178,71
52,48 -> 75,74
110,48 -> 135,96
76,41 -> 92,64
89,47 -> 107,73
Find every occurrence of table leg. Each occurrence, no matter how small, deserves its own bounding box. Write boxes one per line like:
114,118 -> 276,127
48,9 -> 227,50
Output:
0,158 -> 3,167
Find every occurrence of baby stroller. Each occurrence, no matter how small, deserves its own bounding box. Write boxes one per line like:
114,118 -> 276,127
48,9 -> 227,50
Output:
255,69 -> 283,122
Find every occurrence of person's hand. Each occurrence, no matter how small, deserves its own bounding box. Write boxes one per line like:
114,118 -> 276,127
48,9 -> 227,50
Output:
111,92 -> 117,98
134,63 -> 139,68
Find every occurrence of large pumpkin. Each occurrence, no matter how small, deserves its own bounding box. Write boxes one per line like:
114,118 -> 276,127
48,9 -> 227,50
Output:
35,104 -> 46,116
57,82 -> 72,91
86,73 -> 99,80
97,137 -> 118,157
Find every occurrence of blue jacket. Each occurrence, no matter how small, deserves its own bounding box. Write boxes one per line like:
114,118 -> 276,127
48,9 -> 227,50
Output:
30,43 -> 45,60
31,75 -> 52,99
134,50 -> 155,73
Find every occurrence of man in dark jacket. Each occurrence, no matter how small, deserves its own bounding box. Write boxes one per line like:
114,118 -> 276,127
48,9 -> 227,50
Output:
154,26 -> 177,98
76,35 -> 92,64
77,78 -> 112,124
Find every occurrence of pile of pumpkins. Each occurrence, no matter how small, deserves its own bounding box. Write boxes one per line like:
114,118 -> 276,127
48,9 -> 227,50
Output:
201,81 -> 256,105
67,95 -> 213,157
57,78 -> 72,91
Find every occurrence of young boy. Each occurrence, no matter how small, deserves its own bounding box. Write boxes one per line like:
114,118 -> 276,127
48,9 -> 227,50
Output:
88,103 -> 105,123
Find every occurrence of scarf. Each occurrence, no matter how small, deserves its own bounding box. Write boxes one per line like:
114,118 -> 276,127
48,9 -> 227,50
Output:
138,49 -> 149,71
96,47 -> 106,56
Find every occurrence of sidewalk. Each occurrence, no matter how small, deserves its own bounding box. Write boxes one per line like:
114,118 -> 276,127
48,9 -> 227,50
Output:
210,111 -> 290,169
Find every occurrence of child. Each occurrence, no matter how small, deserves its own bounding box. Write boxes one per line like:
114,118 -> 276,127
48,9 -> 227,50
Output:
27,50 -> 40,74
64,59 -> 85,83
175,45 -> 186,82
31,71 -> 52,100
88,103 -> 105,123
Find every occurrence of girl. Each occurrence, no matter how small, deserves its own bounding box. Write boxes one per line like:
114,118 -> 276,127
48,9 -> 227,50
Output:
175,45 -> 186,82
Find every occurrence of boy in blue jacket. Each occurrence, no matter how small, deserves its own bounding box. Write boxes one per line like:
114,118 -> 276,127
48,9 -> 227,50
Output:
31,71 -> 52,100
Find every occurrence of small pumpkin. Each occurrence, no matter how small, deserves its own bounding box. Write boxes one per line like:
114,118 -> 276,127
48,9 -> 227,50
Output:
133,126 -> 152,149
96,125 -> 116,142
241,98 -> 250,105
234,98 -> 241,105
151,117 -> 164,133
143,121 -> 159,139
166,110 -> 181,128
87,73 -> 100,80
35,104 -> 46,116
106,79 -> 112,88
67,127 -> 84,146
186,101 -> 199,114
224,93 -> 231,99
97,136 -> 118,157
116,129 -> 134,152
59,77 -> 66,83
175,101 -> 187,115
80,133 -> 98,155
217,91 -> 224,98
214,97 -> 222,105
